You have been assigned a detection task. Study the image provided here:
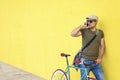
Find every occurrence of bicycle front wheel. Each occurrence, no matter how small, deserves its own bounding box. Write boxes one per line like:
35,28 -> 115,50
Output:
51,69 -> 68,80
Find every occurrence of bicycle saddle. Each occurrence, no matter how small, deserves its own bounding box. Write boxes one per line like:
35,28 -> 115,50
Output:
61,53 -> 71,57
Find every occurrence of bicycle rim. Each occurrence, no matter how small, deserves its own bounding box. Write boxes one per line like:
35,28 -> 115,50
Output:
51,69 -> 68,80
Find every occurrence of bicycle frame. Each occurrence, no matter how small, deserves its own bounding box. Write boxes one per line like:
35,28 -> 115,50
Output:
64,55 -> 88,80
65,65 -> 88,80
51,53 -> 96,80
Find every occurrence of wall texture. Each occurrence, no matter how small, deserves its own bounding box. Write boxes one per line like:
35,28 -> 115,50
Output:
0,0 -> 120,80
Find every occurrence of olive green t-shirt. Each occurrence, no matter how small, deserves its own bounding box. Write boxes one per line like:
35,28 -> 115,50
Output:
80,28 -> 104,60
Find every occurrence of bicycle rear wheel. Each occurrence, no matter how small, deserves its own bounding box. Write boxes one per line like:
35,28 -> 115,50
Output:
51,69 -> 68,80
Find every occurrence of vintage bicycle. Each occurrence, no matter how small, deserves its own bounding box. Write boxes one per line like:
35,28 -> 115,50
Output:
51,53 -> 96,80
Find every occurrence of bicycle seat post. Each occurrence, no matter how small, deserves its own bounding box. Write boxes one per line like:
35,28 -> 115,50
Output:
61,53 -> 70,66
65,56 -> 69,66
60,53 -> 71,80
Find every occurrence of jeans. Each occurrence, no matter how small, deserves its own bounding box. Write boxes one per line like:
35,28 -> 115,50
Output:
79,58 -> 104,80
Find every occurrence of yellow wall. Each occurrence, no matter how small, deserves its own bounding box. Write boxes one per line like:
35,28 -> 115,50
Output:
0,0 -> 120,80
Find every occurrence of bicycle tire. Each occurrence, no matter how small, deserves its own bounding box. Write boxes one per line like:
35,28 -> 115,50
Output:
51,69 -> 68,80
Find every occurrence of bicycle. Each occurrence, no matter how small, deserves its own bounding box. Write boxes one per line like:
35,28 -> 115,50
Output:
51,53 -> 96,80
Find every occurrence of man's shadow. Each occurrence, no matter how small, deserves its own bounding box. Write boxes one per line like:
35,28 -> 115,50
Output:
98,21 -> 109,80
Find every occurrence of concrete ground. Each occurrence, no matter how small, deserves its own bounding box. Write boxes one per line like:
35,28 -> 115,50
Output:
0,62 -> 46,80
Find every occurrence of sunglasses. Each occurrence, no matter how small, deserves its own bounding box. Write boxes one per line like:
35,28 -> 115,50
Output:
87,20 -> 96,23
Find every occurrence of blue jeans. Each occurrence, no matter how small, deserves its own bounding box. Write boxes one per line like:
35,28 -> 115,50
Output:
79,58 -> 104,80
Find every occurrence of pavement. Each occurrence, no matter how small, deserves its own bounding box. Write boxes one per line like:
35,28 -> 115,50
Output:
0,62 -> 46,80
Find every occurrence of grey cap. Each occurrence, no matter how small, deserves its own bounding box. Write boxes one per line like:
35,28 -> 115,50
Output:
86,14 -> 98,20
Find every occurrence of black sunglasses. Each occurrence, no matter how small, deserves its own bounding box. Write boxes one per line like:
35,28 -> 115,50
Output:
87,20 -> 96,23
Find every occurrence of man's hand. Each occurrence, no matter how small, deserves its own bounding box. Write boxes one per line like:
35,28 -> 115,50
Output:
95,58 -> 102,64
80,22 -> 89,30
71,22 -> 90,37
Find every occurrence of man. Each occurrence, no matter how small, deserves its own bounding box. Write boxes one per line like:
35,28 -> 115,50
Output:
71,14 -> 105,80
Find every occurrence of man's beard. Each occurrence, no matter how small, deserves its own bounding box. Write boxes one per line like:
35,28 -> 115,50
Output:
89,26 -> 96,29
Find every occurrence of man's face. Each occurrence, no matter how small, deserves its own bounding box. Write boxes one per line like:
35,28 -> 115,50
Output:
86,19 -> 97,28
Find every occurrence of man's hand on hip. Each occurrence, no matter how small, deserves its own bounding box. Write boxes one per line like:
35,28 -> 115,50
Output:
95,58 -> 102,64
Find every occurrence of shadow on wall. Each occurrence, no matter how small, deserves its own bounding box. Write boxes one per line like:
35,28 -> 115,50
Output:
99,20 -> 109,80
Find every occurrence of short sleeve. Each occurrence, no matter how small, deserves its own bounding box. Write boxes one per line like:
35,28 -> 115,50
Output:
100,30 -> 104,38
80,29 -> 85,35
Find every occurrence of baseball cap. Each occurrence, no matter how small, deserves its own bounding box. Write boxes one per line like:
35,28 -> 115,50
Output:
86,14 -> 98,21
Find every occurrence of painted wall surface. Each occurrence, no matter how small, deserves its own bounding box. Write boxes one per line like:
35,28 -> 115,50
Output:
0,0 -> 120,80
